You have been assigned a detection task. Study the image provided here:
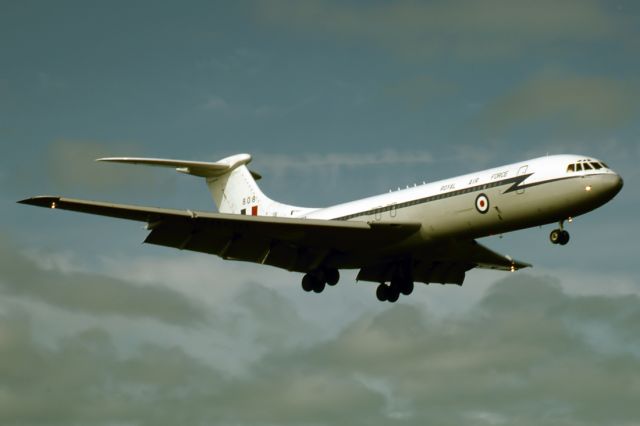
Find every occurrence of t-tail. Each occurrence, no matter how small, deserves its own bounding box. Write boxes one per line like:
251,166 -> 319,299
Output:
97,153 -> 316,217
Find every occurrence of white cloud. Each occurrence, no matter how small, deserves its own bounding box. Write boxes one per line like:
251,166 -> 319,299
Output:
254,150 -> 434,172
4,236 -> 640,425
203,95 -> 228,110
533,267 -> 640,297
46,139 -> 158,193
0,242 -> 208,327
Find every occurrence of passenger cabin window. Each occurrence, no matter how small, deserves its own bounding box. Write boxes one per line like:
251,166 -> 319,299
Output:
566,164 -> 575,172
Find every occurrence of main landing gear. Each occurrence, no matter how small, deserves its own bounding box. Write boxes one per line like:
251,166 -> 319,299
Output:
549,220 -> 570,245
376,276 -> 414,303
301,268 -> 340,293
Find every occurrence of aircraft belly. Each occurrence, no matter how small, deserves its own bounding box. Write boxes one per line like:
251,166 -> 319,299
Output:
412,189 -> 504,239
456,177 -> 612,237
404,176 -> 613,240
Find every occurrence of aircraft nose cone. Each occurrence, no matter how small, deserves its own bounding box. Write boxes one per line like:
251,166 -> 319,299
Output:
585,173 -> 623,208
603,173 -> 623,197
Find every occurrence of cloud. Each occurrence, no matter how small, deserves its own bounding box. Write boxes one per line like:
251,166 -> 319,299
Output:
256,0 -> 622,59
202,95 -> 228,111
245,150 -> 436,199
1,271 -> 638,425
0,239 -> 208,326
235,274 -> 640,425
475,70 -> 640,136
0,311 -> 222,426
46,140 -> 159,193
254,149 -> 434,172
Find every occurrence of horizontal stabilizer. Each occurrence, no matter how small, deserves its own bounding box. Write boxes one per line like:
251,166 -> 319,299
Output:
97,153 -> 261,179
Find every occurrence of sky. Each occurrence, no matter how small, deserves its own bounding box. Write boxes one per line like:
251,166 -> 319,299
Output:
1,1 -> 639,424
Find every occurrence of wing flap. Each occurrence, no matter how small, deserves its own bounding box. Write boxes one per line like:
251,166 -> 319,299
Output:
439,239 -> 531,271
356,239 -> 530,286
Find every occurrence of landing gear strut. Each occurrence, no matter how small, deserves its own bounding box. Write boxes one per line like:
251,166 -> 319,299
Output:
549,220 -> 570,245
301,268 -> 340,294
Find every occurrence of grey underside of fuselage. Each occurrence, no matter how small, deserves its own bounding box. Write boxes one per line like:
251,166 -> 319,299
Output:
337,174 -> 617,263
138,173 -> 617,285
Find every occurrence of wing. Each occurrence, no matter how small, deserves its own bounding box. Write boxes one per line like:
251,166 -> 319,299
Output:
460,240 -> 531,271
19,196 -> 421,272
357,239 -> 531,285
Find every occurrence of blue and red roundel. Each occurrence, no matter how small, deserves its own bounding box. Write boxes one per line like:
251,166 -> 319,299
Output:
475,193 -> 489,214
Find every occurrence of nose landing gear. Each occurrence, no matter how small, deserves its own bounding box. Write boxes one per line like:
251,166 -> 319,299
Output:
549,220 -> 570,245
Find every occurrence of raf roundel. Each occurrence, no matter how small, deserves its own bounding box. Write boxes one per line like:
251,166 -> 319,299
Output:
475,193 -> 490,214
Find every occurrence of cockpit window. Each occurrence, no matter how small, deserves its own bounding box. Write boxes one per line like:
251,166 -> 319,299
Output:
568,160 -> 608,172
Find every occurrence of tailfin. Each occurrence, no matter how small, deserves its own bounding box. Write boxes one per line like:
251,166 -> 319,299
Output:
97,153 -> 315,217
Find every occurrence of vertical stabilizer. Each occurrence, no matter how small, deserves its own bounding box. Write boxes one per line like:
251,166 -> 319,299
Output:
207,163 -> 264,214
206,156 -> 315,217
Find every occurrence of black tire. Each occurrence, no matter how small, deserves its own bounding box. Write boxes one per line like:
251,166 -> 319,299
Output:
387,287 -> 400,303
559,230 -> 570,245
549,229 -> 561,244
312,280 -> 326,293
301,274 -> 315,292
325,269 -> 340,286
401,281 -> 414,296
376,284 -> 389,302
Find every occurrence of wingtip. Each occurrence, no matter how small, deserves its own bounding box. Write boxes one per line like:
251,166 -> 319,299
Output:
515,261 -> 533,270
96,157 -> 141,162
17,196 -> 60,207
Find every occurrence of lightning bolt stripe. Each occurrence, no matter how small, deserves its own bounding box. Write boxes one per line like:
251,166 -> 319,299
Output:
337,173 -> 580,221
504,175 -> 581,193
502,173 -> 534,193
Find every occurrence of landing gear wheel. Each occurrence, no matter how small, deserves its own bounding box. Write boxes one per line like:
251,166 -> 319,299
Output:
325,269 -> 340,286
550,229 -> 570,245
312,280 -> 326,293
301,274 -> 315,292
376,284 -> 389,302
399,280 -> 414,296
386,287 -> 400,303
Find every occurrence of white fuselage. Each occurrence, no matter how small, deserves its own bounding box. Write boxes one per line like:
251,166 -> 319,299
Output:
304,154 -> 623,242
19,152 -> 624,295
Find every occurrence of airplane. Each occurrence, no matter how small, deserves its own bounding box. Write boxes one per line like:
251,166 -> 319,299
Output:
19,153 -> 623,303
